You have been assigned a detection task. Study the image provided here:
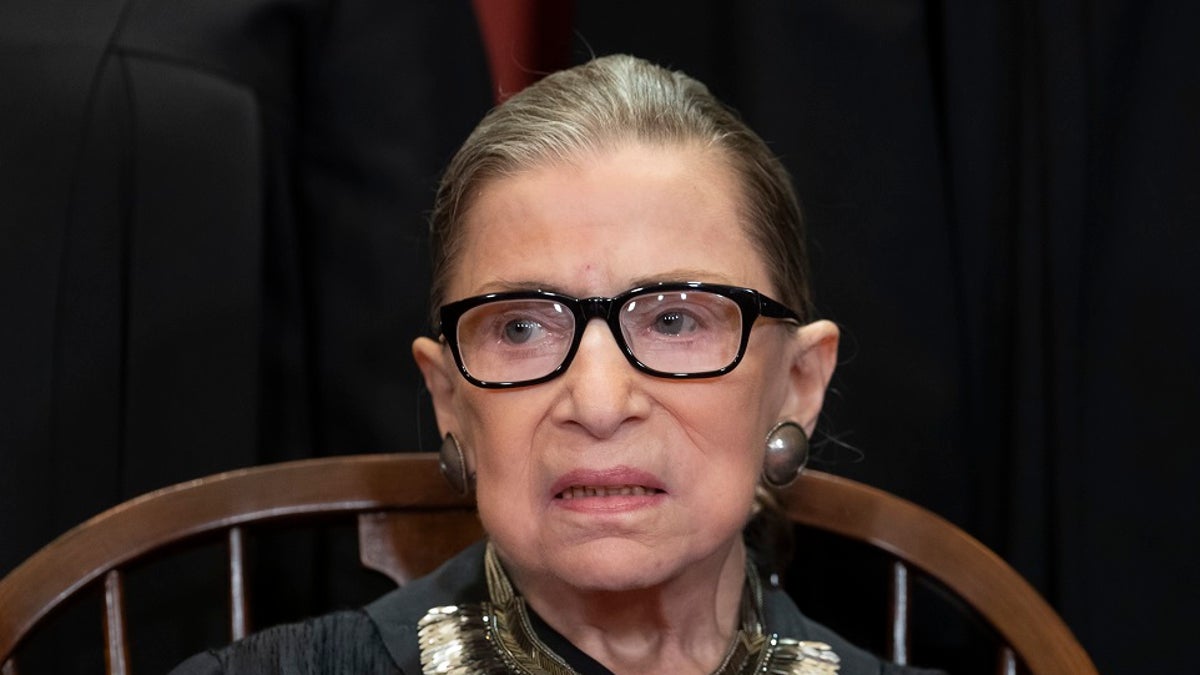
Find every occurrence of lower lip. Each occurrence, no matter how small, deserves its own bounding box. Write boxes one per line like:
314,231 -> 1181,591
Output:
552,492 -> 666,513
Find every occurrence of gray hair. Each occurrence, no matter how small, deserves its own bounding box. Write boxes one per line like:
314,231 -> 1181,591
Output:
428,54 -> 813,327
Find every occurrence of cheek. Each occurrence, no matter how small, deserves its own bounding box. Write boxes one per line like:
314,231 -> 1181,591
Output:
667,383 -> 770,485
453,390 -> 546,488
689,354 -> 788,439
458,399 -> 544,541
740,337 -> 793,423
672,350 -> 792,484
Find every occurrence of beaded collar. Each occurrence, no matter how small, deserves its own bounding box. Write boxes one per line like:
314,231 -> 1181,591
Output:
417,542 -> 841,674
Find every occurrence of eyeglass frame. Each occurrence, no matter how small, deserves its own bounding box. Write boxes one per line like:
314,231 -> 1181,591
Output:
436,281 -> 803,389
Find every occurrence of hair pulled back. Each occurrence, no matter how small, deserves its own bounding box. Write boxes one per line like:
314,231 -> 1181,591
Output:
428,54 -> 813,328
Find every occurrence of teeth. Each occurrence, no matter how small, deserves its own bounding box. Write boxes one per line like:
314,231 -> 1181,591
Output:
559,485 -> 656,499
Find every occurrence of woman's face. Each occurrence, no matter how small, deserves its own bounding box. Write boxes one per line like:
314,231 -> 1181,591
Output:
415,142 -> 836,593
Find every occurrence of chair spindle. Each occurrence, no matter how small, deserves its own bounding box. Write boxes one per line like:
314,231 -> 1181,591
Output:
228,527 -> 249,640
102,570 -> 130,675
997,646 -> 1018,675
887,559 -> 911,664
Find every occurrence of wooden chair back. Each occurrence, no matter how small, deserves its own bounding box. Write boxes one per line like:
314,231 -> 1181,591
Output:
0,453 -> 1096,674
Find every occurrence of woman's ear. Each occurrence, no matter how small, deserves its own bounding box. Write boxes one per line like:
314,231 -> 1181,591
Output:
779,320 -> 840,437
412,336 -> 459,438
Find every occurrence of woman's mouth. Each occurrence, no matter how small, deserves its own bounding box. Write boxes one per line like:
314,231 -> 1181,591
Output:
556,485 -> 666,500
549,467 -> 668,509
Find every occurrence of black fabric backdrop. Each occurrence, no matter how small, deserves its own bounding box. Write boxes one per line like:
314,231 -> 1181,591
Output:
0,0 -> 490,670
2,1 -> 1197,673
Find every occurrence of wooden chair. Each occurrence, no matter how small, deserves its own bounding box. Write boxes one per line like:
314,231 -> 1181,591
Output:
0,453 -> 1097,674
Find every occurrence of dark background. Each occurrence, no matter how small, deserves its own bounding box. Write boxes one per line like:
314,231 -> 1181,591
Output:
2,1 -> 1197,673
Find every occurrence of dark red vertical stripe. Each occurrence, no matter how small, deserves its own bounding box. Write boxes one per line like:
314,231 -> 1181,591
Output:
472,0 -> 572,101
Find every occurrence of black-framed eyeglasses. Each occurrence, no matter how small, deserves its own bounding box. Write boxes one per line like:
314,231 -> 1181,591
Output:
437,281 -> 801,388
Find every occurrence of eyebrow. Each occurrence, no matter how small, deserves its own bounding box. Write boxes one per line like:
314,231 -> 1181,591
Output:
469,270 -> 742,297
471,278 -> 563,295
628,270 -> 739,287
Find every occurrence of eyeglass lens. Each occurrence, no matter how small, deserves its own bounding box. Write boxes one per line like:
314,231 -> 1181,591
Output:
454,290 -> 745,383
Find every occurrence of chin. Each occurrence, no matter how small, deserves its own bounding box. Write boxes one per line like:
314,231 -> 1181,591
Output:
551,565 -> 670,594
539,539 -> 706,593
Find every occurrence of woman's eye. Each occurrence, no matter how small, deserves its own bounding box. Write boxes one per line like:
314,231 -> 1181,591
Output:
653,311 -> 699,336
502,319 -> 544,344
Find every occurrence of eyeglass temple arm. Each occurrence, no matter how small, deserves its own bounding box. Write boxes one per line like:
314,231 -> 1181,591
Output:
758,295 -> 802,323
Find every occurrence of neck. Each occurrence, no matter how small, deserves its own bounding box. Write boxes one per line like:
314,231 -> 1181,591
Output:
505,541 -> 749,675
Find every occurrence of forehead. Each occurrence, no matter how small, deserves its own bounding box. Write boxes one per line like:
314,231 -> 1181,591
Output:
449,143 -> 772,300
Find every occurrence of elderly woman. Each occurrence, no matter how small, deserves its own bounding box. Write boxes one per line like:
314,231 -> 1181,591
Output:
174,55 -> 941,675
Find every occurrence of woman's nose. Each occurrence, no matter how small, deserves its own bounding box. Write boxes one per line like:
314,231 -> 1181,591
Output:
555,318 -> 648,438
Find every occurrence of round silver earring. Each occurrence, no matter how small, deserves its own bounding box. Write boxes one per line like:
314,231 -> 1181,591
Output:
762,421 -> 809,488
439,433 -> 470,496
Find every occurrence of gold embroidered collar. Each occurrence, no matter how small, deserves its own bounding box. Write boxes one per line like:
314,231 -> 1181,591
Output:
417,543 -> 841,674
